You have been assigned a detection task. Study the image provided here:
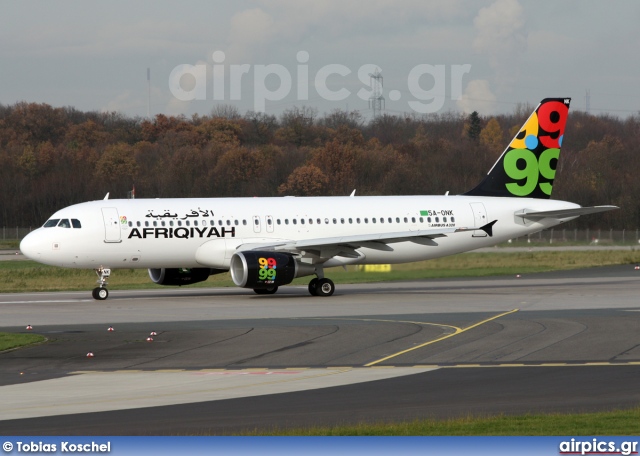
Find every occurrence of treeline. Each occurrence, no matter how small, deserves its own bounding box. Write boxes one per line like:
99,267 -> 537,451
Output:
0,102 -> 638,228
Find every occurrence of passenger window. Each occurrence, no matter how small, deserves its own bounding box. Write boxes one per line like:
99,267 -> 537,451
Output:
419,217 -> 424,223
317,218 -> 321,224
349,218 -> 353,224
72,219 -> 82,228
161,221 -> 166,227
153,221 -> 158,227
396,217 -> 400,223
372,218 -> 376,223
277,219 -> 281,225
145,221 -> 150,227
341,218 -> 345,224
193,220 -> 198,226
428,217 -> 432,223
364,218 -> 368,223
301,219 -> 305,225
137,221 -> 141,227
128,221 -> 133,227
404,217 -> 408,223
388,218 -> 392,223
170,221 -> 175,227
185,221 -> 190,227
243,220 -> 247,225
43,219 -> 60,228
357,218 -> 361,224
177,221 -> 182,227
435,217 -> 440,223
209,220 -> 214,226
451,217 -> 456,223
285,219 -> 289,225
333,218 -> 337,224
411,217 -> 416,223
309,219 -> 313,224
293,219 -> 297,225
235,220 -> 239,226
218,220 -> 223,226
325,218 -> 329,224
228,220 -> 232,226
380,218 -> 384,224
443,217 -> 447,223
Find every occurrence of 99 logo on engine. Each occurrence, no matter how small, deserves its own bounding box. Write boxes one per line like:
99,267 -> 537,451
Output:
258,257 -> 277,283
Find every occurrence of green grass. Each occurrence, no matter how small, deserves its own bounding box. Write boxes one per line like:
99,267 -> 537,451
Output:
0,332 -> 46,351
1,250 -> 640,293
0,240 -> 20,250
238,408 -> 640,435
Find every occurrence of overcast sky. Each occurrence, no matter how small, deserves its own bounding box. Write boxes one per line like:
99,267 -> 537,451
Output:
1,0 -> 638,120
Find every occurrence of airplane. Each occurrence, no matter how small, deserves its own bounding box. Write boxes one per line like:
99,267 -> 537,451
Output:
20,98 -> 617,300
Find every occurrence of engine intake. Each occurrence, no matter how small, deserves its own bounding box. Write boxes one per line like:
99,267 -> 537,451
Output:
230,251 -> 297,289
148,267 -> 212,286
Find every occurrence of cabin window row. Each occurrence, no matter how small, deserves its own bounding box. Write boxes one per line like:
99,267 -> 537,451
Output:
127,216 -> 455,228
275,216 -> 454,225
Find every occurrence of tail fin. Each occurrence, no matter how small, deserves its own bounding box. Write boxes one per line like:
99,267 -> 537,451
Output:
464,98 -> 571,199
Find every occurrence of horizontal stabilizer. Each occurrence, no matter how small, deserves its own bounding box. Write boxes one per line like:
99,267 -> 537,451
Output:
515,205 -> 618,220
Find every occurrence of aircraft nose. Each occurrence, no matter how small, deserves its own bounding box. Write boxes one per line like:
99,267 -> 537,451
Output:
20,231 -> 43,261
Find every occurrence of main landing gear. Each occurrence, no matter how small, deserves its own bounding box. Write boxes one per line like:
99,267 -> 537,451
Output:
92,267 -> 111,300
308,277 -> 335,297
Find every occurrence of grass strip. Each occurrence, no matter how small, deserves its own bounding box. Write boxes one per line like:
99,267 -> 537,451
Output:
1,250 -> 640,293
0,332 -> 46,351
237,407 -> 640,436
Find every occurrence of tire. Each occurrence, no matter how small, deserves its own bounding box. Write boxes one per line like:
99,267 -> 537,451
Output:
93,287 -> 109,300
308,278 -> 319,296
315,278 -> 335,297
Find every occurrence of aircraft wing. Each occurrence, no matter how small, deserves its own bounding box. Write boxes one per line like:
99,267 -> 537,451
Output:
237,221 -> 497,259
515,205 -> 618,220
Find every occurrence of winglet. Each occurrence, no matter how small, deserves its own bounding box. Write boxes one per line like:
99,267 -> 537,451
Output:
481,220 -> 497,237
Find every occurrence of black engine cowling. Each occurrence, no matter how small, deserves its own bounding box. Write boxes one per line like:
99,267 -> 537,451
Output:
148,268 -> 212,286
230,251 -> 297,289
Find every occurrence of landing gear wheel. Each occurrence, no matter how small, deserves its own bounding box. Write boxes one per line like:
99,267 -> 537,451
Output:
254,286 -> 278,295
308,278 -> 319,296
92,287 -> 109,300
315,278 -> 335,297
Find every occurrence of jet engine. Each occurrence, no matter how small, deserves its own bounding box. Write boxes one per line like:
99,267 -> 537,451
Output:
148,267 -> 213,286
230,251 -> 298,289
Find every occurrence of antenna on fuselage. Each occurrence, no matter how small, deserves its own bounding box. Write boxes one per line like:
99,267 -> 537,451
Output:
350,189 -> 356,197
103,193 -> 110,200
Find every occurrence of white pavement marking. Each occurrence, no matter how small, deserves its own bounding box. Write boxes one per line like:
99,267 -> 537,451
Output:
0,367 -> 436,420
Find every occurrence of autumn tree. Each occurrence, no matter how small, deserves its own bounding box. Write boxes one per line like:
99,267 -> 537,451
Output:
278,164 -> 329,196
480,117 -> 503,152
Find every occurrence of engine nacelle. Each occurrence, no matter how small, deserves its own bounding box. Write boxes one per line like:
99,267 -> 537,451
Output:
230,251 -> 297,289
148,267 -> 212,286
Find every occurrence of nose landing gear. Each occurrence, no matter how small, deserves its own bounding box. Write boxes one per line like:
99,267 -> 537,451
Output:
92,267 -> 111,300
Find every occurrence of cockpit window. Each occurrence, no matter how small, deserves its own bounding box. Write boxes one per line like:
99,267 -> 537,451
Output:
43,219 -> 60,228
71,219 -> 82,228
57,219 -> 71,228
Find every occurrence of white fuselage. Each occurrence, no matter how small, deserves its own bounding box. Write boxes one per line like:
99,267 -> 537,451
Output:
20,195 -> 579,270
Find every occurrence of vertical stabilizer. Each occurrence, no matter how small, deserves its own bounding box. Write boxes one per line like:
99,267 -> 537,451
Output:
465,98 -> 571,199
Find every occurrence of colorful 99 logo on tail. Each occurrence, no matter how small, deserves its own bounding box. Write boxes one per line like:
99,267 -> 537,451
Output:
503,98 -> 570,198
464,98 -> 571,200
